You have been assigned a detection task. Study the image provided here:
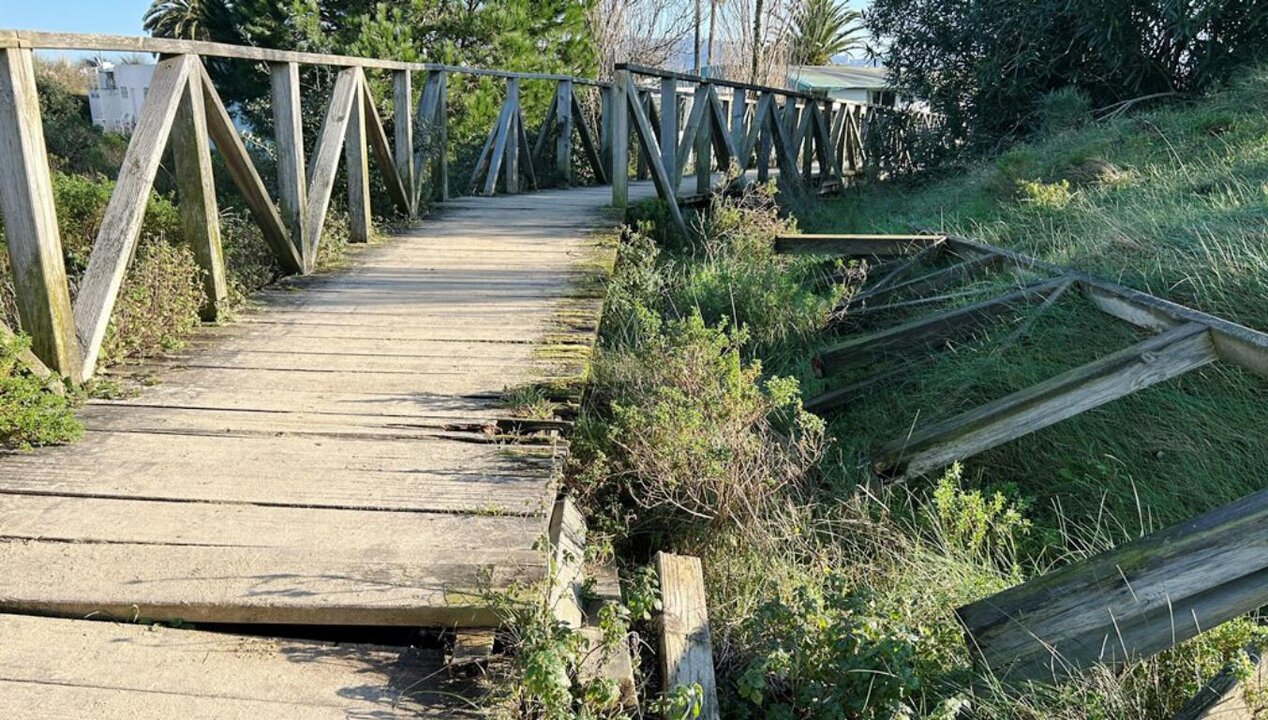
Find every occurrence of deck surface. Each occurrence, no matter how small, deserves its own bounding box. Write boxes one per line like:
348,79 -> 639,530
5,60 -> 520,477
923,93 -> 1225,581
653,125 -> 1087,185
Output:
0,182 -> 653,715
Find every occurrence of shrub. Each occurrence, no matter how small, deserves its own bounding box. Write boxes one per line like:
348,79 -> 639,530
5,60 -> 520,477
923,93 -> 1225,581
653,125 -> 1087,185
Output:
99,239 -> 204,366
1039,87 -> 1093,136
731,571 -> 922,719
0,334 -> 80,449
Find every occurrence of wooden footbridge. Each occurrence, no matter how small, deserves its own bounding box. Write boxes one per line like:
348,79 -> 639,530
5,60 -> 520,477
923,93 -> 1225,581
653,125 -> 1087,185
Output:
0,30 -> 915,717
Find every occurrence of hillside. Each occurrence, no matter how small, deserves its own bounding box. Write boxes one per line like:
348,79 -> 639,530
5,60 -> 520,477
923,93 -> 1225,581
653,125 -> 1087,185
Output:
800,64 -> 1268,537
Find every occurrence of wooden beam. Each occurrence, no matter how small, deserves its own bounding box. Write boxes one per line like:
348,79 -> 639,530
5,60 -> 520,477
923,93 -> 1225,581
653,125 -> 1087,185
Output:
775,233 -> 946,256
514,105 -> 536,191
480,83 -> 517,196
0,48 -> 80,378
655,553 -> 719,720
73,54 -> 191,379
1174,646 -> 1268,720
610,69 -> 629,208
694,87 -> 712,196
572,91 -> 606,184
530,88 -> 558,160
170,62 -> 226,321
876,322 -> 1216,477
391,70 -> 414,213
303,67 -> 359,253
946,235 -> 1268,381
344,70 -> 371,244
269,62 -> 308,270
622,75 -> 688,236
414,70 -> 448,204
548,497 -> 586,629
729,88 -> 748,177
555,79 -> 573,185
675,86 -> 708,192
203,66 -> 300,276
361,81 -> 411,216
502,79 -> 521,195
659,78 -> 678,184
816,277 -> 1068,377
958,484 -> 1268,683
705,85 -> 738,178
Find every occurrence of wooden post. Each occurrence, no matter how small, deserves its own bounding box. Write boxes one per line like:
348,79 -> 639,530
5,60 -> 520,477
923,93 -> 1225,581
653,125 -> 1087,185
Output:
756,95 -> 773,182
270,62 -> 308,270
303,67 -> 359,255
415,70 -> 449,204
555,79 -> 573,186
170,62 -> 226,321
730,88 -> 747,177
600,84 -> 613,181
344,71 -> 371,243
610,70 -> 629,209
503,78 -> 521,195
0,48 -> 80,378
655,553 -> 720,720
695,85 -> 711,196
392,70 -> 414,214
659,78 -> 678,188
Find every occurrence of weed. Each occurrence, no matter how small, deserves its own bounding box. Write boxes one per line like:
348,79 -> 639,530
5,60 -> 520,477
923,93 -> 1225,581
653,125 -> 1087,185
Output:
0,333 -> 80,449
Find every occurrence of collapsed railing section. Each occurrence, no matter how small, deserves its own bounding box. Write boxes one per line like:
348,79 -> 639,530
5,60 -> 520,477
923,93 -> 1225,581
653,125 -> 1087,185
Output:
0,30 -> 612,383
780,232 -> 1268,690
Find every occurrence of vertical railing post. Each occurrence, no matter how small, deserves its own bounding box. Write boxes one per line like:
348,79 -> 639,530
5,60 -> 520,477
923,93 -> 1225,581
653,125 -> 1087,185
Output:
345,71 -> 371,243
392,70 -> 415,215
659,77 -> 678,188
0,48 -> 81,378
730,88 -> 747,178
757,94 -> 773,183
556,79 -> 573,186
270,62 -> 309,271
610,69 -> 629,209
504,78 -> 520,194
171,60 -> 227,321
694,84 -> 711,195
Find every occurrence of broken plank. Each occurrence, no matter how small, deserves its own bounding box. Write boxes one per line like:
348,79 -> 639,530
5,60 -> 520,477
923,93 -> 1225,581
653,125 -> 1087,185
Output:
655,552 -> 720,720
957,487 -> 1268,684
876,322 -> 1217,477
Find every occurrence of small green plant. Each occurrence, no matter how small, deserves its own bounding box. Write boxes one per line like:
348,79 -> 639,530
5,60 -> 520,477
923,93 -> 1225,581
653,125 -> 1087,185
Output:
0,334 -> 81,449
503,385 -> 559,420
926,463 -> 1031,566
1017,178 -> 1075,210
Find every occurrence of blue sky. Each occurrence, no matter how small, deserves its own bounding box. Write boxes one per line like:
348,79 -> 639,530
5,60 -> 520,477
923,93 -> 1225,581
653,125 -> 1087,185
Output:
4,0 -> 152,36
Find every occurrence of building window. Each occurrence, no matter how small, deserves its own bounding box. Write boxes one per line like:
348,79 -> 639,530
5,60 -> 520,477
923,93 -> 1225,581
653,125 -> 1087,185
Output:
869,90 -> 896,107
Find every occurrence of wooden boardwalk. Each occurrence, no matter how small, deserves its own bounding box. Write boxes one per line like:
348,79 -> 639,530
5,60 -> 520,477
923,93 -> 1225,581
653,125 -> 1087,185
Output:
0,182 -> 652,717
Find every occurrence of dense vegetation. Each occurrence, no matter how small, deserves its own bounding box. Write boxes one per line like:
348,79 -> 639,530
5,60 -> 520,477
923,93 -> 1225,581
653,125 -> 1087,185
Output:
508,64 -> 1268,719
868,0 -> 1268,141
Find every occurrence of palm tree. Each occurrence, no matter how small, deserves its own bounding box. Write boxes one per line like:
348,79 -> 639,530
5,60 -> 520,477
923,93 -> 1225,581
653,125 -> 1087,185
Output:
791,0 -> 866,66
143,0 -> 229,41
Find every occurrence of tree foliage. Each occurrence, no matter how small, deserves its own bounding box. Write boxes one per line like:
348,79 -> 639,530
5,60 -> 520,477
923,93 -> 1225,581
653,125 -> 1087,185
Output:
867,0 -> 1268,141
790,0 -> 865,66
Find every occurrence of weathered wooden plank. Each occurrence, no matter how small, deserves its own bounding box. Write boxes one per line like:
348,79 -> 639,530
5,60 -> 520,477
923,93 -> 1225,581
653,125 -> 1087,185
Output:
555,79 -> 573,184
705,84 -> 738,177
957,487 -> 1268,683
415,70 -> 449,204
548,496 -> 588,628
659,78 -> 679,182
0,48 -> 80,377
363,79 -> 412,216
729,88 -> 748,175
0,540 -> 541,626
345,70 -> 372,243
392,69 -> 415,211
479,85 -> 517,196
304,67 -> 359,254
816,277 -> 1068,376
73,54 -> 192,380
0,614 -> 483,719
171,62 -> 226,320
775,233 -> 945,256
450,629 -> 497,668
876,322 -> 1217,477
656,552 -> 720,720
573,91 -> 607,184
270,61 -> 308,269
1174,646 -> 1268,720
611,71 -> 630,207
504,80 -> 522,194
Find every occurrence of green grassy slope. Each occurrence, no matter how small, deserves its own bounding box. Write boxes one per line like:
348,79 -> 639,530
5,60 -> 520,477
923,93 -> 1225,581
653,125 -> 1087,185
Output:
798,64 -> 1268,538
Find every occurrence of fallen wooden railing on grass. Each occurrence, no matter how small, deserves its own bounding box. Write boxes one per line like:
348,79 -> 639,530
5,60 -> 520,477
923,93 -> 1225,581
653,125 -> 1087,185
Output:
957,488 -> 1268,684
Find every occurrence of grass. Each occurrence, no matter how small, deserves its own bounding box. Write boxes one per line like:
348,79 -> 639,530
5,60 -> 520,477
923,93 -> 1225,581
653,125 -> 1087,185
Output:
795,62 -> 1268,538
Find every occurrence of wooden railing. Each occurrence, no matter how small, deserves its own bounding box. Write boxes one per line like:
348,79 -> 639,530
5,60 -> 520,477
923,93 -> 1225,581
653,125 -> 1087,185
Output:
0,30 -> 939,383
608,63 -> 935,234
0,30 -> 612,383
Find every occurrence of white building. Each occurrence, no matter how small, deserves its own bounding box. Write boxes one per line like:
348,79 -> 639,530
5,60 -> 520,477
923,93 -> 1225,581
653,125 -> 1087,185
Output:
87,62 -> 155,134
787,65 -> 918,108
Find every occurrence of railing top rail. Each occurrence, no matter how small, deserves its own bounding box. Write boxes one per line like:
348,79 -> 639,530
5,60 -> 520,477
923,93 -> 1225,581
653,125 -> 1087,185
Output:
615,62 -> 897,111
0,29 -> 610,86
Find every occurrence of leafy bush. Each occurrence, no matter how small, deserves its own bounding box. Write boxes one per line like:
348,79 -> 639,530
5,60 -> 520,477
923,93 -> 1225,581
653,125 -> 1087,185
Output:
99,239 -> 204,366
1039,87 -> 1093,136
731,572 -> 921,720
0,334 -> 80,449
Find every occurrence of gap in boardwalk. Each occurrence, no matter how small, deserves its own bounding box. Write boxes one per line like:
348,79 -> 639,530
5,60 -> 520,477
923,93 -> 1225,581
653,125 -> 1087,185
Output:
191,621 -> 458,649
